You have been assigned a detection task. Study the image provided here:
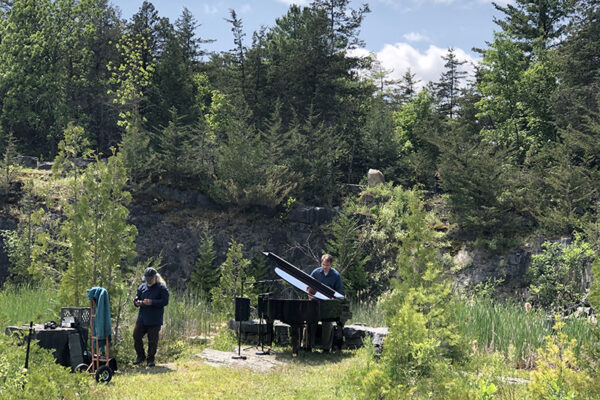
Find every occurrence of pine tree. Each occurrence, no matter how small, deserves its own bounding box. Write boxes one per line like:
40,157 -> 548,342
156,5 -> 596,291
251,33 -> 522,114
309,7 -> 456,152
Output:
325,213 -> 370,299
492,0 -> 576,53
225,9 -> 246,99
59,154 -> 137,307
190,230 -> 219,299
210,240 -> 253,316
435,48 -> 467,119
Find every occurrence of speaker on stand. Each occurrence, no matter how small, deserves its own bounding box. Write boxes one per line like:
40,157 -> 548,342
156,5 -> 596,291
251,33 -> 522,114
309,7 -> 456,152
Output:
232,296 -> 250,360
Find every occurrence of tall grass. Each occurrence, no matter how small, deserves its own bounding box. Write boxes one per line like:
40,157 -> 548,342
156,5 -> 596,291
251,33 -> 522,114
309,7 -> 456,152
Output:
453,297 -> 597,366
0,284 -> 58,326
348,299 -> 385,327
162,290 -> 223,340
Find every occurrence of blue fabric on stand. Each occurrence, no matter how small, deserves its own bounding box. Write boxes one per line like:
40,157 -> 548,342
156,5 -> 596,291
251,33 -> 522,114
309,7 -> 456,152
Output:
86,287 -> 112,344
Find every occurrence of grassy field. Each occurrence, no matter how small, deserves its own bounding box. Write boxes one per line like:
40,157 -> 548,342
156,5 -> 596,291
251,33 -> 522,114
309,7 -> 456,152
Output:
1,286 -> 598,399
90,350 -> 361,400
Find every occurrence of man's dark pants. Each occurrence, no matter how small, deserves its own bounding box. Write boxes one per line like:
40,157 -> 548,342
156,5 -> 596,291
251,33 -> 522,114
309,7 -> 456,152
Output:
133,321 -> 161,362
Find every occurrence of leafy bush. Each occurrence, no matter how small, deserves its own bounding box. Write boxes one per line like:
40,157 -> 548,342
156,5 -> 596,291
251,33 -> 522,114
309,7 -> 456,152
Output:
527,235 -> 594,311
526,318 -> 596,400
0,333 -> 89,399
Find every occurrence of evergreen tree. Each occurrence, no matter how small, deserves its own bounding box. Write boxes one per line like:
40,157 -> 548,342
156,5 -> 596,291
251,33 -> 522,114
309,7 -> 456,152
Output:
156,108 -> 193,185
325,213 -> 369,299
361,96 -> 398,178
553,1 -> 600,131
225,9 -> 247,100
190,230 -> 219,299
435,48 -> 467,119
493,0 -> 576,53
59,154 -> 137,307
210,240 -> 253,316
396,69 -> 419,106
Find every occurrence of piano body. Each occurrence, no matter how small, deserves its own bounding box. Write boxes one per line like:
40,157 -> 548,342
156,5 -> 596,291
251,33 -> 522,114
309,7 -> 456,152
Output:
259,252 -> 352,354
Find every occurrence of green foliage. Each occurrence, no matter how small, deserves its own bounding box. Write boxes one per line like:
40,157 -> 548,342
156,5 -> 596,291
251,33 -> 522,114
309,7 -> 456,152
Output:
210,240 -> 254,316
325,213 -> 369,299
345,183 -> 417,293
156,108 -> 195,185
190,230 -> 219,299
527,235 -> 594,310
439,123 -> 533,239
58,154 -> 138,307
117,113 -> 155,187
526,318 -> 594,400
352,184 -> 462,393
0,131 -> 18,193
392,89 -> 440,187
0,332 -> 90,399
107,31 -> 155,128
51,122 -> 92,178
590,258 -> 600,312
210,100 -> 297,208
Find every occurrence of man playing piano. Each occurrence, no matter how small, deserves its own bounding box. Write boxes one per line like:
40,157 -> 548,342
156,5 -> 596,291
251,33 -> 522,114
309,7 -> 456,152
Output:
304,254 -> 344,353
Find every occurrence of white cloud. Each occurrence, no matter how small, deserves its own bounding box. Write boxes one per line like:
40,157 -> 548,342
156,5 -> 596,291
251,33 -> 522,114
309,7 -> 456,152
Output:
239,3 -> 252,14
276,0 -> 310,5
366,42 -> 479,89
402,32 -> 430,43
203,4 -> 219,14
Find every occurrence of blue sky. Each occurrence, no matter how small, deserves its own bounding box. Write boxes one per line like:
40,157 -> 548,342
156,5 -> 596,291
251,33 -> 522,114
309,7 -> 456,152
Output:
115,0 -> 509,86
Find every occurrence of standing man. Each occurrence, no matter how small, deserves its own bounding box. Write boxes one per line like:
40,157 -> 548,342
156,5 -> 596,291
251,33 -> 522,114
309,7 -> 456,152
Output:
305,254 -> 344,353
133,267 -> 169,367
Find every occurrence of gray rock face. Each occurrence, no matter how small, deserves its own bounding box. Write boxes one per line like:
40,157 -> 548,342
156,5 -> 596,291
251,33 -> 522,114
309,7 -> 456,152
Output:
153,184 -> 215,208
130,199 -> 331,291
452,236 -> 590,299
14,156 -> 38,168
286,206 -> 338,226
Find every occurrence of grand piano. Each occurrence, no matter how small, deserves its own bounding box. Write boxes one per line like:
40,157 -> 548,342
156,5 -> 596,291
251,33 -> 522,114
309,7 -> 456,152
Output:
258,252 -> 352,355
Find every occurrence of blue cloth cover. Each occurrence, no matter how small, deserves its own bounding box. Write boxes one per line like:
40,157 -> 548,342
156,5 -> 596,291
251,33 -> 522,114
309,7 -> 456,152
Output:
86,287 -> 112,341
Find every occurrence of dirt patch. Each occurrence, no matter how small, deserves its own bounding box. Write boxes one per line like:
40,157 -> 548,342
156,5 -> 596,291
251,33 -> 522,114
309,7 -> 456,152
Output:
196,348 -> 284,373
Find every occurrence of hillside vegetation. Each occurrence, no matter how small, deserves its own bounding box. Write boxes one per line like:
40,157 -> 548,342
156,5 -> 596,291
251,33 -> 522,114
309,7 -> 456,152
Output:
1,0 -> 600,399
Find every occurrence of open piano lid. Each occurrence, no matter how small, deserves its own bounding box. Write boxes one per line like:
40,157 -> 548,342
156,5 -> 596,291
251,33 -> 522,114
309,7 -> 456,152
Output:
263,252 -> 344,300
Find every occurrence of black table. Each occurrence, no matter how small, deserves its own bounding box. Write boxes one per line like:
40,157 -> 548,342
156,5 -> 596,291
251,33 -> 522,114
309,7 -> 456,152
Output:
5,324 -> 87,367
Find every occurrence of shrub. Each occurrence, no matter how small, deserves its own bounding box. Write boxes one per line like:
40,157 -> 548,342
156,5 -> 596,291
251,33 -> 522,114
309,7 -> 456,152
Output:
527,234 -> 594,311
526,318 -> 595,400
0,333 -> 89,399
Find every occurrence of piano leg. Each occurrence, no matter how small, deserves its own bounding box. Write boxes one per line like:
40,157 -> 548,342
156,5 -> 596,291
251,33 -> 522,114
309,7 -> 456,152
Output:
290,324 -> 303,356
333,322 -> 344,351
302,324 -> 313,352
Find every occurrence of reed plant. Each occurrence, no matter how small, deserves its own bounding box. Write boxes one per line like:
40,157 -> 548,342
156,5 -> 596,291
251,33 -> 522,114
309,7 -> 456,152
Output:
453,297 -> 597,366
161,290 -> 223,341
0,284 -> 57,326
348,297 -> 385,327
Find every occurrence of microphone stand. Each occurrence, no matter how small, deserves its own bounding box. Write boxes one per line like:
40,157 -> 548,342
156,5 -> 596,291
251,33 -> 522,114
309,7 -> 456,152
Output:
246,278 -> 282,356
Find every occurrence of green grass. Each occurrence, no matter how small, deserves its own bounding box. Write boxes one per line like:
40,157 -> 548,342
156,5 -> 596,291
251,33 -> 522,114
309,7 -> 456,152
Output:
162,291 -> 222,341
91,350 -> 363,400
452,297 -> 597,366
0,284 -> 58,326
348,298 -> 385,327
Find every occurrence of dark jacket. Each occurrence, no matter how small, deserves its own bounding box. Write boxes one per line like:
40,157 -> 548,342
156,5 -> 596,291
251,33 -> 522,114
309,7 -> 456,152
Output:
310,267 -> 344,295
134,283 -> 170,326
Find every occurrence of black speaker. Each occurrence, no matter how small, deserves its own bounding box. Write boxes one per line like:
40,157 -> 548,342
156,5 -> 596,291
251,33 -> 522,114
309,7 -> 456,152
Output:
234,297 -> 250,321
